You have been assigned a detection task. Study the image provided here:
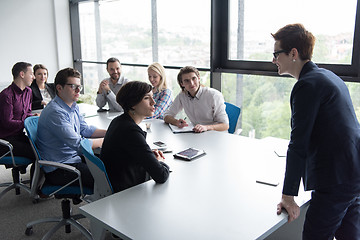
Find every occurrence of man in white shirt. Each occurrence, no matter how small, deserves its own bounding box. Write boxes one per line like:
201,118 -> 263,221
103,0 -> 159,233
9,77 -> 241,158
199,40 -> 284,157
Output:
164,66 -> 229,133
96,57 -> 130,111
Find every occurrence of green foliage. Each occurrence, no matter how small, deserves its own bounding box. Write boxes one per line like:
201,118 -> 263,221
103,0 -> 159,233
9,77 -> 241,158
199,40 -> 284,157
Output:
77,86 -> 97,105
222,73 -> 294,139
346,82 -> 360,120
93,15 -> 357,141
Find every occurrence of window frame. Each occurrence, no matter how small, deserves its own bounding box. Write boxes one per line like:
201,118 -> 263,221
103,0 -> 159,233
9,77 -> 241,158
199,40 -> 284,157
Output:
211,0 -> 360,83
69,0 -> 360,89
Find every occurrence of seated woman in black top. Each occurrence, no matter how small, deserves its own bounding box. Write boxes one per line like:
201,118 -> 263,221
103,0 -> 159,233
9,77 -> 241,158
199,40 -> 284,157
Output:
100,81 -> 170,192
30,64 -> 55,110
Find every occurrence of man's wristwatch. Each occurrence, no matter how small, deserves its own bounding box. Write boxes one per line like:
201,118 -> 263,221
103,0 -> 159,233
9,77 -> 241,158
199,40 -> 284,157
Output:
106,90 -> 111,95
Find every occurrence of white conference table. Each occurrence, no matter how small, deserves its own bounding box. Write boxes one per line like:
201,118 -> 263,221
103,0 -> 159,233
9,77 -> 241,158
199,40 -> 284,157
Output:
81,112 -> 311,240
32,103 -> 100,118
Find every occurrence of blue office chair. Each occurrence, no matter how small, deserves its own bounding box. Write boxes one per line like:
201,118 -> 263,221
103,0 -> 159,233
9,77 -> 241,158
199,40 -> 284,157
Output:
80,139 -> 113,199
0,139 -> 32,199
23,116 -> 93,240
225,102 -> 241,134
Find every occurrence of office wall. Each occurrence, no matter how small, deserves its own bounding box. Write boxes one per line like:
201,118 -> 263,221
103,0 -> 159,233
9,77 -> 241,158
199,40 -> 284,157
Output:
0,0 -> 73,90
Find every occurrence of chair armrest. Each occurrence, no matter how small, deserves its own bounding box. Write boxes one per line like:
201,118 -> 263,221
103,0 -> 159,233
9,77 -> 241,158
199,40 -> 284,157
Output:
38,160 -> 79,174
0,139 -> 16,166
38,160 -> 85,197
0,139 -> 13,152
234,129 -> 243,135
0,139 -> 11,147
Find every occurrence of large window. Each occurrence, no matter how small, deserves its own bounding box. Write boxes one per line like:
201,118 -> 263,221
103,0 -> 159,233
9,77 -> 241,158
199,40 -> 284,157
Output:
77,0 -> 211,93
228,0 -> 357,64
222,73 -> 294,139
71,0 -> 360,140
212,0 -> 360,80
215,0 -> 360,139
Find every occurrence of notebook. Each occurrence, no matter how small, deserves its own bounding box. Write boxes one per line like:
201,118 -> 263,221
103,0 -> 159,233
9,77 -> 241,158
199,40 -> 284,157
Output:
168,122 -> 195,133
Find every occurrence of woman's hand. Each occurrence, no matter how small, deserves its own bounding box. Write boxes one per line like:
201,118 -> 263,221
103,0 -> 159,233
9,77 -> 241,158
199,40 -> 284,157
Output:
153,149 -> 165,161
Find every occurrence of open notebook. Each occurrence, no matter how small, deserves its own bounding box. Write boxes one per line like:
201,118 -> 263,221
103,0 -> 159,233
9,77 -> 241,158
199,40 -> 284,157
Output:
168,122 -> 195,133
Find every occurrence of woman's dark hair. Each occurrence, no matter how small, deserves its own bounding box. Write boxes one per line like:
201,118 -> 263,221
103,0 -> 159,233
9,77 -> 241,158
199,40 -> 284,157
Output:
116,81 -> 153,113
33,64 -> 48,78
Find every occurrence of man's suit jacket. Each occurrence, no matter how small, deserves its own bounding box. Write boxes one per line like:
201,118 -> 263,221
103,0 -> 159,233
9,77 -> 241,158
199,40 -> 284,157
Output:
283,61 -> 360,196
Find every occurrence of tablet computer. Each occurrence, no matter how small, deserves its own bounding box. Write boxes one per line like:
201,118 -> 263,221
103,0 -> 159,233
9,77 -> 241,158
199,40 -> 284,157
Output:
173,148 -> 206,161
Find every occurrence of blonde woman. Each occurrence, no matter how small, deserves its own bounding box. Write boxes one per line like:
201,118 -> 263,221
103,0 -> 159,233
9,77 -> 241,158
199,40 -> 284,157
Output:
146,62 -> 173,119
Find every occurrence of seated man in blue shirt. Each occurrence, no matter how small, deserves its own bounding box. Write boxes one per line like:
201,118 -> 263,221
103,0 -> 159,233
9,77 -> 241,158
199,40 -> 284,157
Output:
36,67 -> 106,189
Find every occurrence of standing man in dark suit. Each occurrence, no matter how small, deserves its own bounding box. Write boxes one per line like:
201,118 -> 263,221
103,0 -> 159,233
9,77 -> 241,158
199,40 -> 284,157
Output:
272,23 -> 360,240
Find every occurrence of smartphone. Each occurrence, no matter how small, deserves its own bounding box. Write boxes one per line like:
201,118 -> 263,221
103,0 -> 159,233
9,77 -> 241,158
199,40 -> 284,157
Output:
153,141 -> 166,147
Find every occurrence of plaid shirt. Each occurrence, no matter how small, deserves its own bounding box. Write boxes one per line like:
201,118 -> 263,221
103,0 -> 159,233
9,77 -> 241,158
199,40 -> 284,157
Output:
147,88 -> 173,119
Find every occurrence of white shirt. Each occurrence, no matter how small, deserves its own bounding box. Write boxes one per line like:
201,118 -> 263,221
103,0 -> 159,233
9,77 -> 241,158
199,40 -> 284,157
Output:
164,86 -> 228,125
40,88 -> 52,104
95,75 -> 130,111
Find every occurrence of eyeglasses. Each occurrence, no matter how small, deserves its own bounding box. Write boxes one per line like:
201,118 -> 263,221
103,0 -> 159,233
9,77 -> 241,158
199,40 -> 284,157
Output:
273,49 -> 287,59
65,84 -> 83,91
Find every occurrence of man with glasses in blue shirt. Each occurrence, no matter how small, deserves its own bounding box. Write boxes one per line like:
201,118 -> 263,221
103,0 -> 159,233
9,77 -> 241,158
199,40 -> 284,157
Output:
36,68 -> 106,189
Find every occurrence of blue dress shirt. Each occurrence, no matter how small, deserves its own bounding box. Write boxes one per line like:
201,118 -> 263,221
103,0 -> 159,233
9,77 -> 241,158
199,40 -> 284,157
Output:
36,96 -> 96,173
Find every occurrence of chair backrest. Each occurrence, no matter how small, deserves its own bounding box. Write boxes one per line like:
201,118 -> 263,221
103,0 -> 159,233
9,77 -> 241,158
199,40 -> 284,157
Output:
225,102 -> 241,134
24,116 -> 41,160
80,139 -> 113,199
24,116 -> 43,198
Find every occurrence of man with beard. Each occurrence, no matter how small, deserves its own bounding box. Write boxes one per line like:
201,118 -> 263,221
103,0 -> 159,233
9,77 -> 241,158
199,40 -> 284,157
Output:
96,57 -> 130,112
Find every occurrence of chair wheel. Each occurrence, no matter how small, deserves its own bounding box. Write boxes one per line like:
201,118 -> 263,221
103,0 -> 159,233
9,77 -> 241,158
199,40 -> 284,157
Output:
25,227 -> 33,236
32,198 -> 39,204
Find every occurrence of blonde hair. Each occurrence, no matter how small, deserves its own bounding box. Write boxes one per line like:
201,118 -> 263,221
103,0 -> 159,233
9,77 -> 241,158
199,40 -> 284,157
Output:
147,62 -> 167,91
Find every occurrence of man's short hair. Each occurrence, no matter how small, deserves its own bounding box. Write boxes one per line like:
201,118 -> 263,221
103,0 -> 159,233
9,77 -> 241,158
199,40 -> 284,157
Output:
271,23 -> 315,61
54,67 -> 81,95
12,62 -> 32,79
106,57 -> 121,69
177,66 -> 200,91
